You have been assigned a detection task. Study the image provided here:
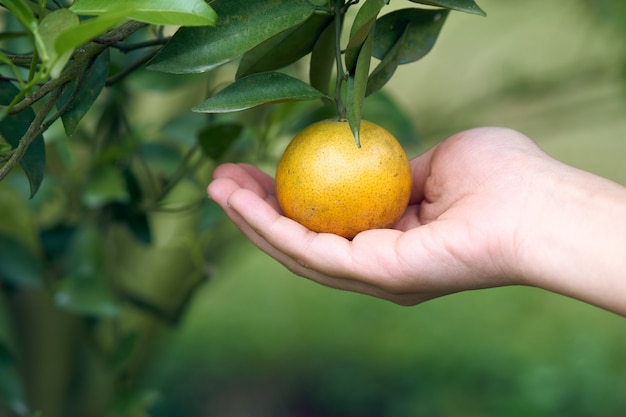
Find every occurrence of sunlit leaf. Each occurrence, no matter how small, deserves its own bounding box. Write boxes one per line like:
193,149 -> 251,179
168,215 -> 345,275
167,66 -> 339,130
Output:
408,0 -> 485,16
0,234 -> 43,288
70,0 -> 217,27
193,72 -> 327,113
346,26 -> 375,148
38,8 -> 80,78
372,8 -> 449,64
147,0 -> 316,74
59,49 -> 109,135
236,13 -> 333,79
0,81 -> 46,198
54,7 -> 135,54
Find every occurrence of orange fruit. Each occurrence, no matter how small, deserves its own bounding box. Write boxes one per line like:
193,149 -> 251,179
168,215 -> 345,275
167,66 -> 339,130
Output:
275,119 -> 412,239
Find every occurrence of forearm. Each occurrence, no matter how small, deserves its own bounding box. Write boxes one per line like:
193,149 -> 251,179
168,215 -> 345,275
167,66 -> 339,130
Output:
519,162 -> 626,316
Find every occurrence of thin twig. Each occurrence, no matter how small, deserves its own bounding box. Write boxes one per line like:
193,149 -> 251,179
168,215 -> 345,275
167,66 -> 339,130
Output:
111,38 -> 169,53
0,86 -> 62,181
105,49 -> 160,86
333,0 -> 347,120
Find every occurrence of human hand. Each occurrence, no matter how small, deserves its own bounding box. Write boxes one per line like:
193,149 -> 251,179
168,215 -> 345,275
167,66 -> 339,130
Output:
208,127 -> 543,303
208,127 -> 626,314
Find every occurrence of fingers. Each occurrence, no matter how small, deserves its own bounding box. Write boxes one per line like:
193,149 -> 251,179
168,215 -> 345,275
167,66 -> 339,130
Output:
217,185 -> 413,300
209,163 -> 281,212
207,163 -> 455,305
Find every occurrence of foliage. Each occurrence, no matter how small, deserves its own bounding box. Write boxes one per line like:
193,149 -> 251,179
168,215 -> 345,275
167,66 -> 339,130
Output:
149,0 -> 484,145
0,0 -> 483,416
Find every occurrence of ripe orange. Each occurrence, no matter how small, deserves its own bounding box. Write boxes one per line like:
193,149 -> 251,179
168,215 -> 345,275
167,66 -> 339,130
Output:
275,119 -> 412,239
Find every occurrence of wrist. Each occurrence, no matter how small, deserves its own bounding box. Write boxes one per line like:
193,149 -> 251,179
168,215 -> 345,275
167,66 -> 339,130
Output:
515,162 -> 626,316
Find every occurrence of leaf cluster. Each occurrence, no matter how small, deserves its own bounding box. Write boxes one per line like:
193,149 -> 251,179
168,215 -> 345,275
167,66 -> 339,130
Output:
149,0 -> 485,144
0,0 -> 217,196
0,2 -> 484,415
0,2 -> 219,416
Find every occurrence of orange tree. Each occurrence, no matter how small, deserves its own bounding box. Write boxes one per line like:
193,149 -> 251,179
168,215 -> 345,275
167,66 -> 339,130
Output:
0,1 -> 483,416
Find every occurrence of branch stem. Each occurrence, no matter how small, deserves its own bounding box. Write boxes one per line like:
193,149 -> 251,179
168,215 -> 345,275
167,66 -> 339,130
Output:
333,0 -> 346,120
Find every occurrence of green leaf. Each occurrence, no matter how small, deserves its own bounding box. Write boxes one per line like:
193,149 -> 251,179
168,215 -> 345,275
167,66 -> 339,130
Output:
372,8 -> 449,65
0,0 -> 37,32
0,81 -> 46,198
345,26 -> 375,148
407,0 -> 485,16
236,12 -> 333,79
70,0 -> 217,27
309,18 -> 336,95
193,72 -> 327,113
54,224 -> 118,318
366,24 -> 409,96
54,7 -> 135,53
0,234 -> 43,288
147,0 -> 317,74
38,8 -> 80,78
345,0 -> 388,73
59,49 -> 109,135
197,123 -> 243,160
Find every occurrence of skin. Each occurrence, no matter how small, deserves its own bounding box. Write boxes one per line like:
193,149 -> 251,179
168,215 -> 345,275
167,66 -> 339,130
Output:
207,127 -> 626,317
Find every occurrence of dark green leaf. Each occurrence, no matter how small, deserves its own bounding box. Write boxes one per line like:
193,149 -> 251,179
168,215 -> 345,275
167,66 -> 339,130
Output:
407,0 -> 485,16
147,0 -> 317,74
236,12 -> 333,79
345,0 -> 387,73
0,234 -> 43,288
372,8 -> 449,64
40,224 -> 77,262
107,202 -> 152,245
59,49 -> 109,135
366,24 -> 409,96
0,81 -> 46,198
0,342 -> 29,417
193,72 -> 327,113
345,26 -> 375,148
198,123 -> 243,160
54,224 -> 118,317
70,0 -> 217,27
309,19 -> 336,95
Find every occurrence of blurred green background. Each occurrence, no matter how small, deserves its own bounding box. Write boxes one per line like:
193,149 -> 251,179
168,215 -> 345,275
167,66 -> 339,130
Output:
2,0 -> 626,416
145,1 -> 626,416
